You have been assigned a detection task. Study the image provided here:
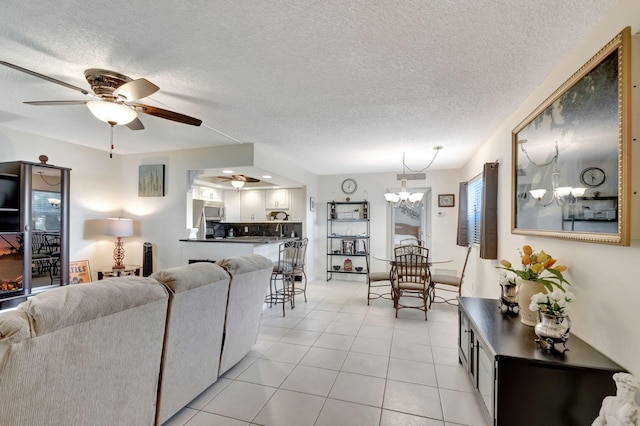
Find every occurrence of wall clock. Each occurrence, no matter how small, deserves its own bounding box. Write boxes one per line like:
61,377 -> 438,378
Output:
341,178 -> 357,194
579,167 -> 606,187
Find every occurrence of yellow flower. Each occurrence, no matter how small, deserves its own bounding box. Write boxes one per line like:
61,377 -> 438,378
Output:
553,265 -> 567,272
531,263 -> 544,274
500,259 -> 512,268
522,245 -> 533,255
521,254 -> 530,265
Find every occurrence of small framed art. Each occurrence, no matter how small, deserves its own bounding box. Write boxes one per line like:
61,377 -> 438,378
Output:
69,260 -> 92,284
139,164 -> 165,197
438,194 -> 455,207
310,197 -> 316,212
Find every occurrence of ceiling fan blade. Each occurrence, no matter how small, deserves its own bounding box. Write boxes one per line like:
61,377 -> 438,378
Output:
0,61 -> 90,95
235,174 -> 260,183
131,103 -> 202,126
126,117 -> 145,131
114,78 -> 159,101
24,100 -> 88,106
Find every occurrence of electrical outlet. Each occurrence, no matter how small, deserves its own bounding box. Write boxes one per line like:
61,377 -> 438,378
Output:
244,226 -> 249,233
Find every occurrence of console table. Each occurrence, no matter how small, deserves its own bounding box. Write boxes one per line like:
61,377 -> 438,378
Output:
458,297 -> 625,426
97,265 -> 141,280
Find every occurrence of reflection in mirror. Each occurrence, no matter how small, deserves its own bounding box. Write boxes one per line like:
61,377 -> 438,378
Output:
31,166 -> 62,288
511,28 -> 630,245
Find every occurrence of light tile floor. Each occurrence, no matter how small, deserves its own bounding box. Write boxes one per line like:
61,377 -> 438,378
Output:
162,278 -> 488,426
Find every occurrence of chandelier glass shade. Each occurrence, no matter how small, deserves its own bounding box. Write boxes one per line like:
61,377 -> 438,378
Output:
86,101 -> 138,125
521,141 -> 586,206
230,180 -> 245,189
385,147 -> 441,208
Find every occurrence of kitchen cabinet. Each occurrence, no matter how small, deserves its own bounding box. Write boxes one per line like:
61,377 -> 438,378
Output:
288,188 -> 305,221
458,297 -> 624,426
265,189 -> 290,210
241,190 -> 266,221
196,185 -> 223,202
223,190 -> 241,222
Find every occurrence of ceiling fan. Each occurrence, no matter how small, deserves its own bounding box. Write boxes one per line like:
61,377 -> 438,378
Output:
216,174 -> 260,189
0,61 -> 202,130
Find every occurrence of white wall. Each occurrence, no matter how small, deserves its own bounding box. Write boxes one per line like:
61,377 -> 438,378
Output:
0,126 -> 130,280
315,169 -> 464,284
461,0 -> 640,377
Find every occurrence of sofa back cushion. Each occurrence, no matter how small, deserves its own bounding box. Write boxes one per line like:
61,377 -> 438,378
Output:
150,262 -> 231,425
151,261 -> 229,294
19,277 -> 167,336
216,254 -> 272,375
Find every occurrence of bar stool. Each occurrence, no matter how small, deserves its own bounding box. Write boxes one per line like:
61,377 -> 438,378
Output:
266,240 -> 297,316
289,238 -> 308,305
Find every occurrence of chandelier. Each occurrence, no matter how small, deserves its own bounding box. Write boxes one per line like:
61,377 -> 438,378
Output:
384,146 -> 442,208
520,140 -> 585,206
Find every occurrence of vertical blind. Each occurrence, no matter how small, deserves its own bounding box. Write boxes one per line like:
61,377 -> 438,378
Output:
456,162 -> 498,259
466,175 -> 483,245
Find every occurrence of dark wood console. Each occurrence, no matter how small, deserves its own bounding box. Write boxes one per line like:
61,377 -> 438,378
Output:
458,297 -> 625,426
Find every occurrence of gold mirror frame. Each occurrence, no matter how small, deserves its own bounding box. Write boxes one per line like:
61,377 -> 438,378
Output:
511,27 -> 631,246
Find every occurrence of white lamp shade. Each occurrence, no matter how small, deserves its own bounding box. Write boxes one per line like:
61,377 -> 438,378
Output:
570,187 -> 587,197
105,218 -> 134,237
408,192 -> 424,202
86,101 -> 138,125
230,180 -> 245,189
555,187 -> 572,198
384,193 -> 400,203
529,189 -> 547,200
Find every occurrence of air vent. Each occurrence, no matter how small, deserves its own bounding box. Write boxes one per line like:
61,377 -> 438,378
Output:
397,173 -> 426,181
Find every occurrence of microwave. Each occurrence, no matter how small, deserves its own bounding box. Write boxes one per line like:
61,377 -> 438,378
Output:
203,202 -> 225,221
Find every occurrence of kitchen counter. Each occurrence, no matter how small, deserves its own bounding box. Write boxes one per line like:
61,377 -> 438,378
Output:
179,236 -> 299,264
179,236 -> 298,244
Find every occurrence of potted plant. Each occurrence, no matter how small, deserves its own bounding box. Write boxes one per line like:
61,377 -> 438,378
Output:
496,245 -> 571,326
530,291 -> 575,351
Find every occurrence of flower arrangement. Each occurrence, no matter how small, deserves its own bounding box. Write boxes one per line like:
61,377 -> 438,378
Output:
497,245 -> 570,292
497,271 -> 516,287
529,291 -> 575,316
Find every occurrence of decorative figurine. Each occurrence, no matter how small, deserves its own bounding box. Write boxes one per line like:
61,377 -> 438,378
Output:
592,372 -> 640,425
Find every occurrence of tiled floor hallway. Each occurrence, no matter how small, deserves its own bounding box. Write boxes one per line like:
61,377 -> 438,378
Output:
163,278 -> 487,426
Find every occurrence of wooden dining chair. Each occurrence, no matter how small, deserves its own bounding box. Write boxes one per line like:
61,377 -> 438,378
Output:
363,241 -> 392,305
429,245 -> 472,306
392,246 -> 431,320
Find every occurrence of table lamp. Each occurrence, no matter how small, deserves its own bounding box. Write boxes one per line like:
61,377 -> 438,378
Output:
105,218 -> 134,270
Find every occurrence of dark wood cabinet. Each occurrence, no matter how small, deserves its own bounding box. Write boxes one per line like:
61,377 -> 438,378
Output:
458,297 -> 624,426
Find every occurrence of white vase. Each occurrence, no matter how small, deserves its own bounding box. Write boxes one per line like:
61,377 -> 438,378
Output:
517,279 -> 547,326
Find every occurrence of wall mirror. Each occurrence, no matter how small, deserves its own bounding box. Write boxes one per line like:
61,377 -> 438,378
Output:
511,27 -> 630,245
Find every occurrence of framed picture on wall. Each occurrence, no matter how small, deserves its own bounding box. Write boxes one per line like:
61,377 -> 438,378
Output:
69,260 -> 92,284
139,164 -> 165,197
438,194 -> 455,207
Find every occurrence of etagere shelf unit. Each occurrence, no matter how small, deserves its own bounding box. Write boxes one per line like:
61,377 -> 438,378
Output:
326,201 -> 369,281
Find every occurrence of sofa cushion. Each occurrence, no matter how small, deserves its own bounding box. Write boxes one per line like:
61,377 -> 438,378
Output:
0,310 -> 31,343
151,261 -> 229,294
217,253 -> 273,275
18,277 -> 167,336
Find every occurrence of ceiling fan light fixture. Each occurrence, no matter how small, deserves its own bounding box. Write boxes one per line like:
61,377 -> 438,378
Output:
231,180 -> 245,189
86,101 -> 138,125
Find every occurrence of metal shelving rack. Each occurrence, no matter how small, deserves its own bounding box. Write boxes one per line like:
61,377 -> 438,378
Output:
326,201 -> 369,281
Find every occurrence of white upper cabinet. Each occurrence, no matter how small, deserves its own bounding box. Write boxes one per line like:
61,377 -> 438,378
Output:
289,188 -> 305,221
223,190 -> 241,221
265,189 -> 290,210
241,190 -> 266,221
195,185 -> 223,202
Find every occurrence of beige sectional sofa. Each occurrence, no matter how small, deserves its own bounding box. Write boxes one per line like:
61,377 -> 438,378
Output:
0,254 -> 272,426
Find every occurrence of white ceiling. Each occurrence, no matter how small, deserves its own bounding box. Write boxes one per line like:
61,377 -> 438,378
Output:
0,1 -> 618,175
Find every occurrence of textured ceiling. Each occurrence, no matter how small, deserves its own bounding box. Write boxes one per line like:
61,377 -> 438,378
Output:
0,0 -> 618,175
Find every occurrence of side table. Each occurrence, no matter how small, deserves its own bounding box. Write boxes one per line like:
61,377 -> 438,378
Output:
97,265 -> 141,280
